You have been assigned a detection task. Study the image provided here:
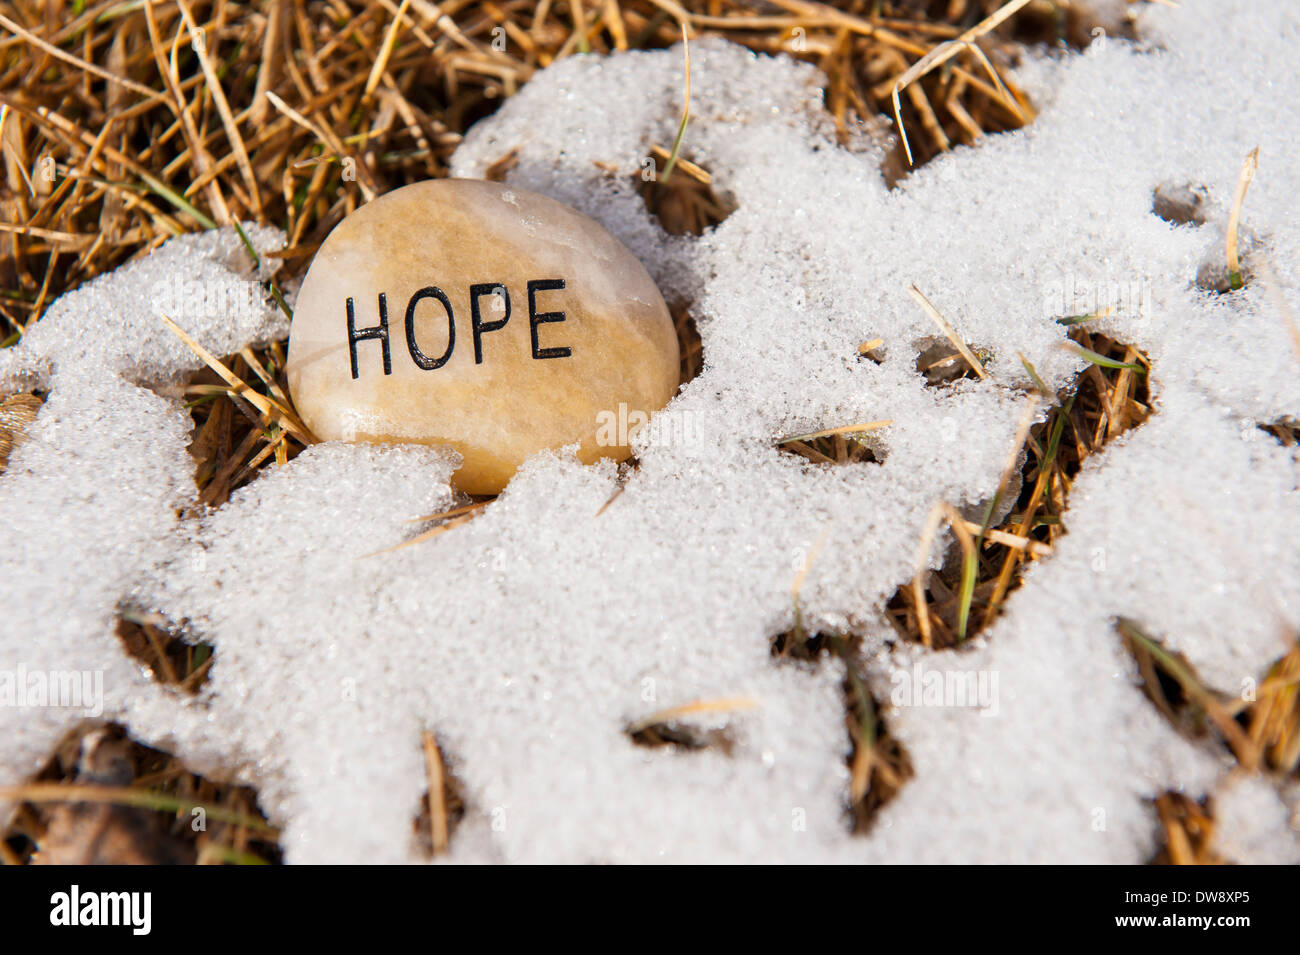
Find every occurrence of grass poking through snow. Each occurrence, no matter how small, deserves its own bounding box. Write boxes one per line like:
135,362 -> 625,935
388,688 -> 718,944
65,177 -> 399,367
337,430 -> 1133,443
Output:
1,723 -> 279,865
771,624 -> 913,831
888,328 -> 1152,648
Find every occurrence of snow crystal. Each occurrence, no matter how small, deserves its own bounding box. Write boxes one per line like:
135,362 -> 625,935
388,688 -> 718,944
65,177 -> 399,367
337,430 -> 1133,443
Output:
3,0 -> 1299,862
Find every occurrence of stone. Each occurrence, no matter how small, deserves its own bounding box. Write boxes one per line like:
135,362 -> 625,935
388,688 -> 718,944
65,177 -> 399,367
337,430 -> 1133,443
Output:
286,179 -> 680,494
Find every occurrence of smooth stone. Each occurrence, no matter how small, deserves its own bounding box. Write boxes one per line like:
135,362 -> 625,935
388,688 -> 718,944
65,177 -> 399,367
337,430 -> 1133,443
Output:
286,179 -> 679,494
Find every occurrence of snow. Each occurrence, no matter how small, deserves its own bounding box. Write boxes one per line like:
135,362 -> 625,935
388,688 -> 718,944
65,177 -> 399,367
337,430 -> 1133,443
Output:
1211,773 -> 1300,864
2,0 -> 1299,862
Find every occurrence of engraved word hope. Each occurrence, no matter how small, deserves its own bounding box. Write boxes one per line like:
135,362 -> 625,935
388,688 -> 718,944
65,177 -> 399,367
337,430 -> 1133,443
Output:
346,279 -> 572,379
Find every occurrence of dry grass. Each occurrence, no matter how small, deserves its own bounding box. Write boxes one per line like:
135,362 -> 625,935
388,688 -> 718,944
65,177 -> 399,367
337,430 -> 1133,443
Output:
0,0 -> 1083,332
1119,618 -> 1258,771
1225,146 -> 1259,291
1120,621 -> 1300,864
116,609 -> 215,694
909,284 -> 989,379
777,418 -> 892,466
1149,791 -> 1222,866
771,626 -> 913,831
635,147 -> 733,237
1246,641 -> 1300,775
625,696 -> 757,751
1121,618 -> 1300,779
888,327 -> 1152,649
1,722 -> 280,864
184,343 -> 311,505
779,430 -> 886,467
0,390 -> 41,472
1258,417 -> 1300,447
414,729 -> 465,856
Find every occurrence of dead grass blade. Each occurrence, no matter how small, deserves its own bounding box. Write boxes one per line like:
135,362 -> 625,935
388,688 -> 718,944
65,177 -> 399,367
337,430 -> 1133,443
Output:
421,730 -> 450,856
366,0 -> 414,99
908,284 -> 988,380
1118,618 -> 1258,771
174,0 -> 262,219
778,420 -> 893,444
1226,146 -> 1259,290
889,0 -> 1032,165
625,696 -> 758,736
158,313 -> 315,445
365,512 -> 478,556
0,12 -> 160,101
909,501 -> 947,647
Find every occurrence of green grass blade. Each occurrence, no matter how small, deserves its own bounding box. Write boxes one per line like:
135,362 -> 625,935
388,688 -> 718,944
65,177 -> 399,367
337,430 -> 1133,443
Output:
232,220 -> 294,321
1018,351 -> 1049,395
1065,342 -> 1145,373
138,171 -> 217,230
660,25 -> 691,184
957,547 -> 977,642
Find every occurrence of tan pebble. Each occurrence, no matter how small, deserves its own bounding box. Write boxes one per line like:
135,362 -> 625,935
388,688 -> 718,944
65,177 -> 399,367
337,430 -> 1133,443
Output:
287,179 -> 679,494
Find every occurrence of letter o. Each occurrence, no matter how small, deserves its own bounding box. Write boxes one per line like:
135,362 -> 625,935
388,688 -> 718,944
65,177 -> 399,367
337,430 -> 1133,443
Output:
405,286 -> 455,370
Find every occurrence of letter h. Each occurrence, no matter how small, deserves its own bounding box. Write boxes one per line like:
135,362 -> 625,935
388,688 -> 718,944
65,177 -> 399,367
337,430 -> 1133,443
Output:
347,294 -> 392,379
